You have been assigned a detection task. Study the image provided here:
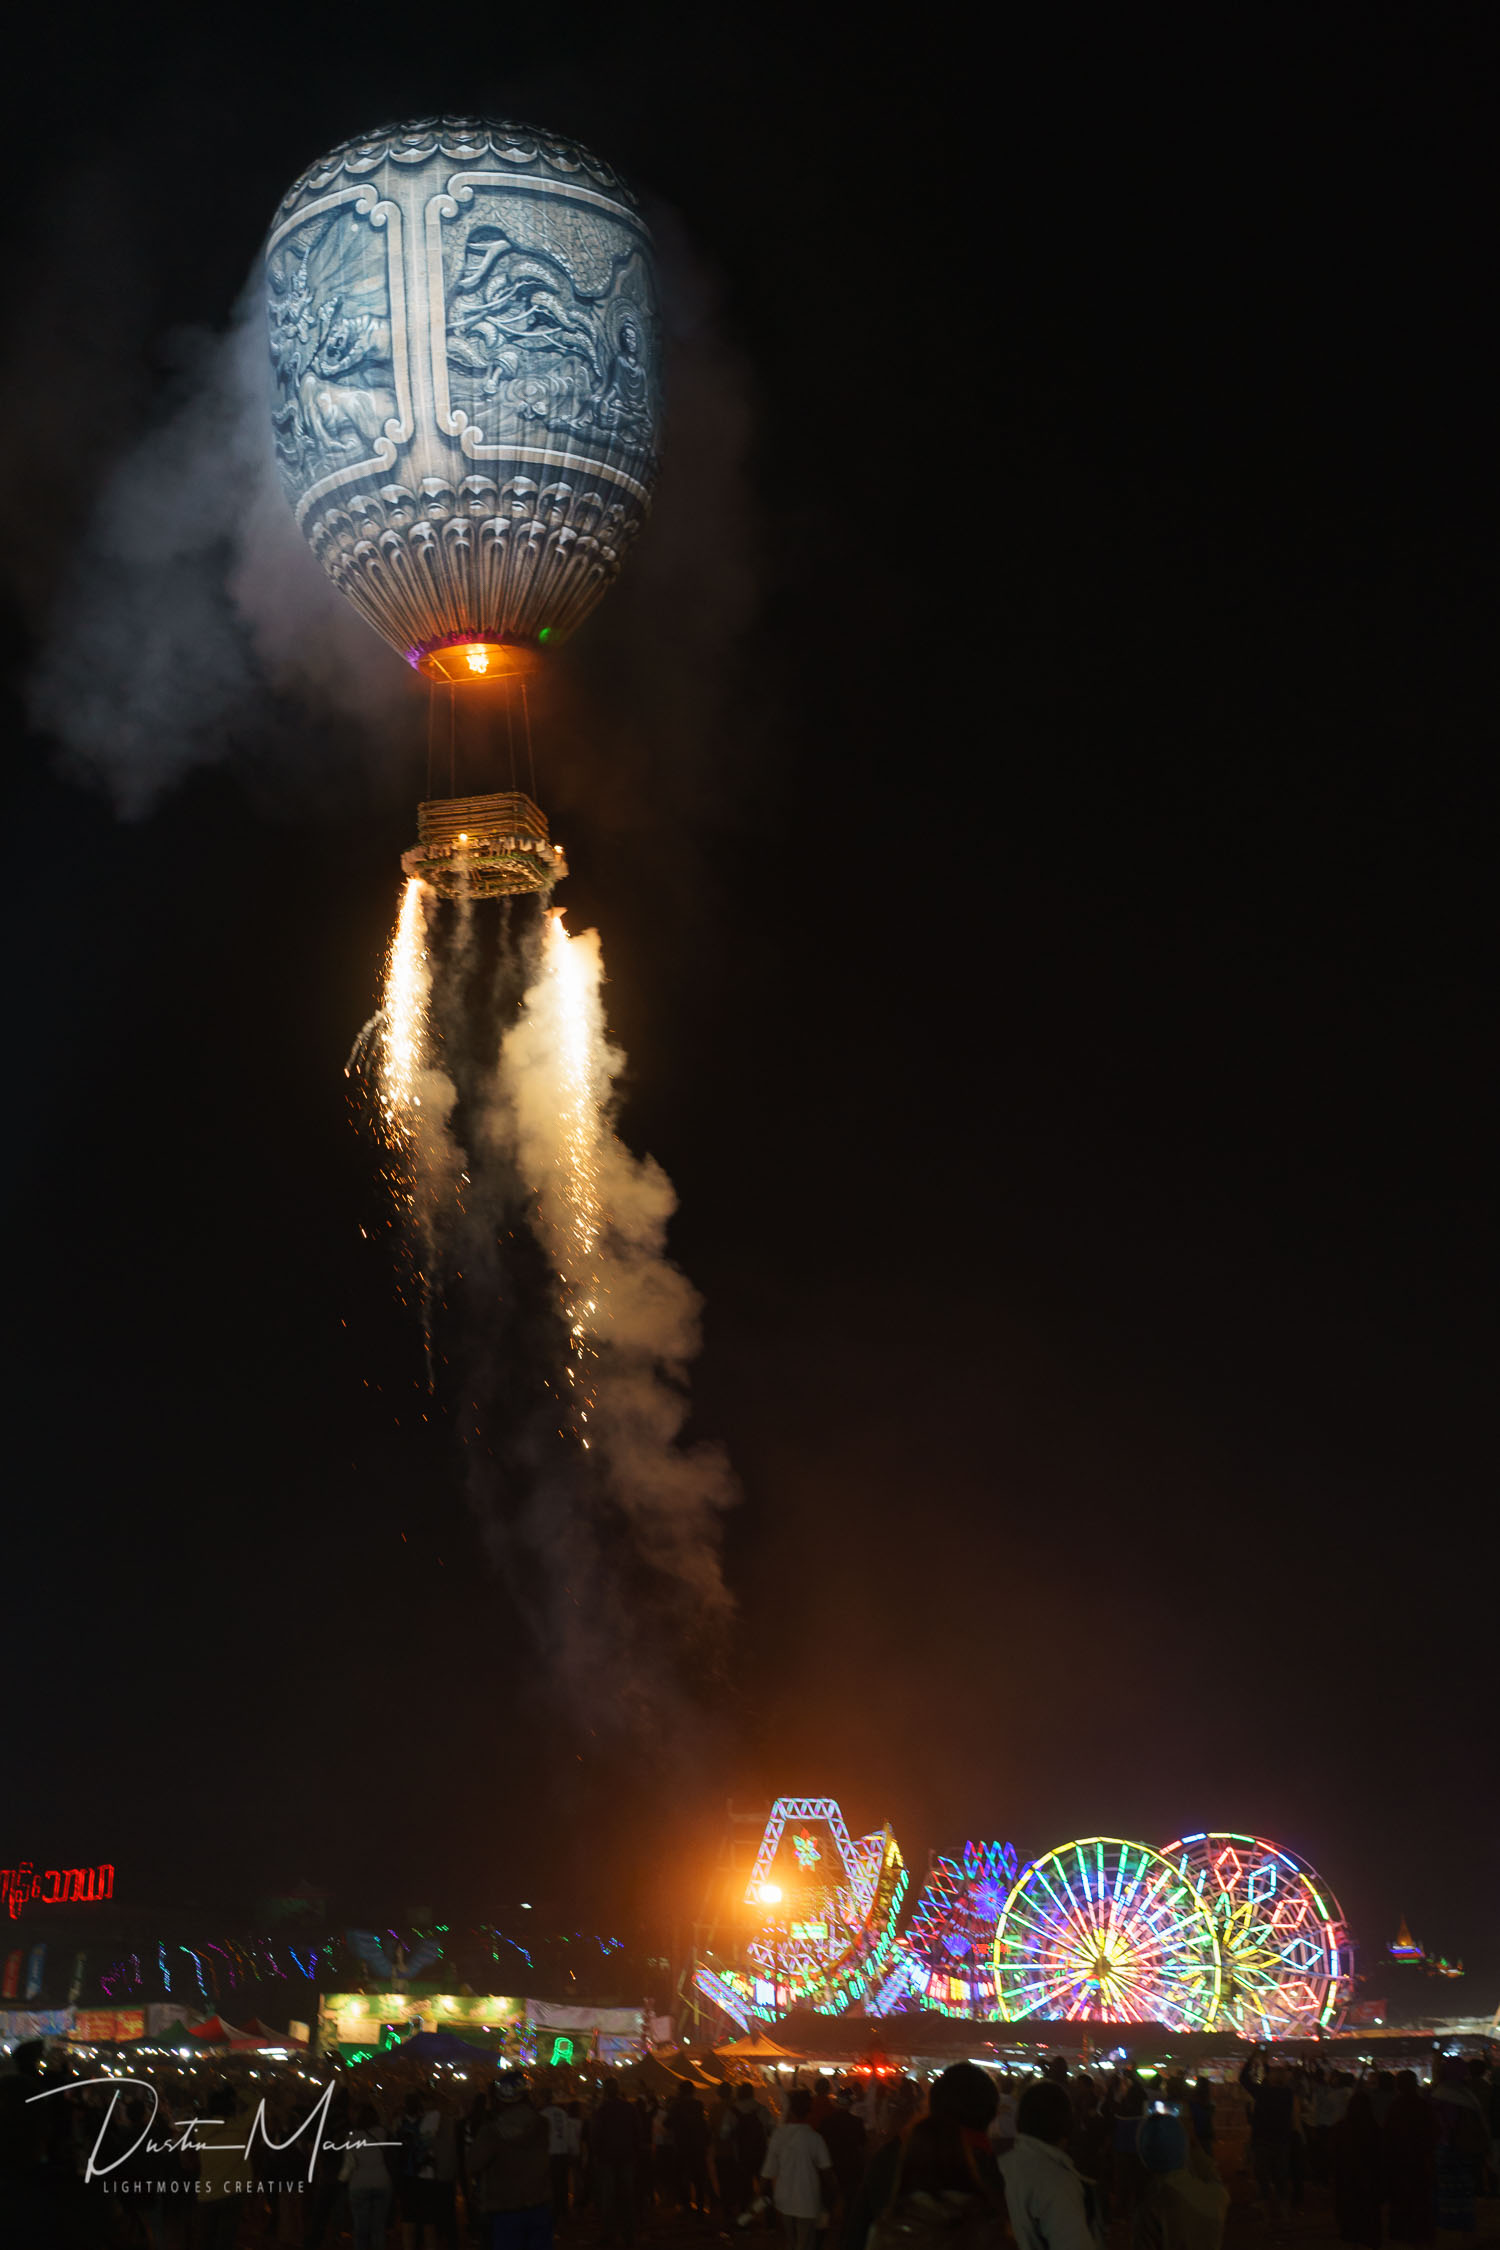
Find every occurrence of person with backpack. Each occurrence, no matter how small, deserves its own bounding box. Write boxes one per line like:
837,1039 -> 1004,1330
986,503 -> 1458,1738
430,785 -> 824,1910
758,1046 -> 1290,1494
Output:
1133,2106 -> 1228,2250
845,2062 -> 1004,2250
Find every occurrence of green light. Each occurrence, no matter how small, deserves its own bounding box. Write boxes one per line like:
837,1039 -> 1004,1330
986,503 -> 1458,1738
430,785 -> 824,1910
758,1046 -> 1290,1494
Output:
538,627 -> 551,642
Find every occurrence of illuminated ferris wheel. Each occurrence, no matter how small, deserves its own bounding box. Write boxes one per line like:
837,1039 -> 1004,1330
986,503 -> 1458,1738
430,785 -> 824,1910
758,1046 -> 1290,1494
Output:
904,1840 -> 1019,2014
993,1838 -> 1221,2029
1161,1833 -> 1353,2036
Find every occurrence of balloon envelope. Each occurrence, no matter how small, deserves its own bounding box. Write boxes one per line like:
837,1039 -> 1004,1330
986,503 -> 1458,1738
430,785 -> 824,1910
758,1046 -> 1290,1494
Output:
264,117 -> 661,678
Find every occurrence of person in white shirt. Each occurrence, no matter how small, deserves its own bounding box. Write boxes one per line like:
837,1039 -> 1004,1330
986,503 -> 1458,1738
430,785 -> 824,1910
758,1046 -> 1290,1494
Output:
762,2086 -> 832,2250
1000,2080 -> 1100,2250
990,2079 -> 1020,2152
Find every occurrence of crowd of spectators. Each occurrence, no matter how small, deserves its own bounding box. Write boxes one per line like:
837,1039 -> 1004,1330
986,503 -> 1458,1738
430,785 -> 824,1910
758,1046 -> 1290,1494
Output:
0,2032 -> 1495,2250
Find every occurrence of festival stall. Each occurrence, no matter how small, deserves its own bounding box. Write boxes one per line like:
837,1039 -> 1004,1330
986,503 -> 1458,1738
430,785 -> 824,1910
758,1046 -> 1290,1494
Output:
314,1991 -> 646,2067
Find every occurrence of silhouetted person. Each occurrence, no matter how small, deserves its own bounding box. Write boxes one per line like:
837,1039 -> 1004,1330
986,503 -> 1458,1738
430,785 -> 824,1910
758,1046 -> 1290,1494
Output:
589,2079 -> 639,2249
467,2072 -> 552,2250
1383,2071 -> 1437,2247
1331,2088 -> 1383,2249
341,2100 -> 395,2250
821,2087 -> 868,2210
1140,2105 -> 1229,2250
844,2061 -> 1001,2250
1239,2049 -> 1297,2229
669,2084 -> 712,2217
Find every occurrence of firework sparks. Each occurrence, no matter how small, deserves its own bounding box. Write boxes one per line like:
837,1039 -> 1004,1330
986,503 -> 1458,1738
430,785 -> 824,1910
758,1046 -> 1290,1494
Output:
504,908 -> 607,1435
377,876 -> 432,1155
346,876 -> 457,1381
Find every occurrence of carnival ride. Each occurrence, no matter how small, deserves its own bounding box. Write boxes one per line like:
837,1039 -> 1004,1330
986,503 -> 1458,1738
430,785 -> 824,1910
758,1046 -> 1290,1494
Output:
693,1806 -> 1359,2037
877,1840 -> 1019,2016
991,1839 -> 1222,2031
693,1798 -> 907,2029
1161,1833 -> 1354,2037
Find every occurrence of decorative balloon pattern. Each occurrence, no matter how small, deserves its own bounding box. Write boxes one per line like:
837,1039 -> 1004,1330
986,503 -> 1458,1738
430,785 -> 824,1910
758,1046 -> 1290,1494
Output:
264,116 -> 662,670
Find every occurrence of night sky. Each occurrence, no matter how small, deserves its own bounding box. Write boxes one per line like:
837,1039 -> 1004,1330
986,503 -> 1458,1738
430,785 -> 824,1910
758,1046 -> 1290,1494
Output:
3,8 -> 1494,2000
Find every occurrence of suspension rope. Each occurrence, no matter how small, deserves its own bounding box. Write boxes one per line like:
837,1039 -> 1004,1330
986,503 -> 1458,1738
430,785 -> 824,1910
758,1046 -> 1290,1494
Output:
521,678 -> 537,801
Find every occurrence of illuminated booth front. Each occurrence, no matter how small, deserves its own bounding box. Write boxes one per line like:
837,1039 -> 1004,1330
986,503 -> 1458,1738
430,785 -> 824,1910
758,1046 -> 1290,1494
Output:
318,1990 -> 526,2062
317,1991 -> 645,2066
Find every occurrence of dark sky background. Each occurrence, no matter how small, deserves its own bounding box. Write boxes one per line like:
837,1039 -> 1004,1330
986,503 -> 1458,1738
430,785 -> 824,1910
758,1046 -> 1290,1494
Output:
3,7 -> 1494,2004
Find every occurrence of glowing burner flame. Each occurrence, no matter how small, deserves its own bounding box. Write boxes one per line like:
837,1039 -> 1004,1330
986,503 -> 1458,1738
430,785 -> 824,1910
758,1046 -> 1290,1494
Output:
464,644 -> 491,675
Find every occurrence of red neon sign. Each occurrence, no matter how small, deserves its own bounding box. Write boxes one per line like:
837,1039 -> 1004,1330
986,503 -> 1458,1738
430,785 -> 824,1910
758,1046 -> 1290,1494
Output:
2,1864 -> 115,1919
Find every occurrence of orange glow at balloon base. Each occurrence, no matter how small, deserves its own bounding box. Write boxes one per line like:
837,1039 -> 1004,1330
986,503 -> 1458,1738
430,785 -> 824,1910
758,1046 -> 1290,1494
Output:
412,636 -> 543,685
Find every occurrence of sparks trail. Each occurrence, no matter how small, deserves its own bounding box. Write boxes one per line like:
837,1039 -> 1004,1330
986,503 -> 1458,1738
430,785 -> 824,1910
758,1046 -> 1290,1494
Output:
345,876 -> 458,1387
347,887 -> 734,1707
501,908 -> 607,1444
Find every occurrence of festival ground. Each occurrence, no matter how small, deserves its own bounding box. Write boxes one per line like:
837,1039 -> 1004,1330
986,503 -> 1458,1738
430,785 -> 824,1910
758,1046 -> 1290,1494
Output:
60,2169 -> 1500,2249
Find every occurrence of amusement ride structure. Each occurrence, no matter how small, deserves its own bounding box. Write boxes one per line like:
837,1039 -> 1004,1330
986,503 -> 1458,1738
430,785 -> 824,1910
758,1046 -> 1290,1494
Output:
873,1840 -> 1020,2017
693,1803 -> 1356,2038
1161,1833 -> 1355,2036
694,1799 -> 907,2033
991,1838 -> 1223,2032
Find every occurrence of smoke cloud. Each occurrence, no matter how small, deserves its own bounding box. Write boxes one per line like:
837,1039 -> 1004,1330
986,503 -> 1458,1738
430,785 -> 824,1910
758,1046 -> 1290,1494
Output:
499,913 -> 734,1628
353,890 -> 734,1731
26,281 -> 416,816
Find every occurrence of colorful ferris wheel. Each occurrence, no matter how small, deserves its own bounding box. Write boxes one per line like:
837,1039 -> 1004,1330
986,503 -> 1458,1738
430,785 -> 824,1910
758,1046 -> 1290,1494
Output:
993,1838 -> 1221,2029
1160,1833 -> 1353,2036
903,1840 -> 1019,2015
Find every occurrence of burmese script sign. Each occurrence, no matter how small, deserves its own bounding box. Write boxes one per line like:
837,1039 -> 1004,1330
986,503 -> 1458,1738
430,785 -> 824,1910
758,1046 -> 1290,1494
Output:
2,1863 -> 115,1918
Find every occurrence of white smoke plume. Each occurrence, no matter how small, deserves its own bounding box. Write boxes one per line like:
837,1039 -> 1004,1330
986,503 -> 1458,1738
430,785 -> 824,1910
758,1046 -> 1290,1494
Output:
26,281 -> 416,815
345,892 -> 734,1723
495,911 -> 734,1637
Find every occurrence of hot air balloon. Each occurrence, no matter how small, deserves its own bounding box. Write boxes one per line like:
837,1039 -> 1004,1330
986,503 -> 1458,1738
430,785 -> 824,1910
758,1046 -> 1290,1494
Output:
264,116 -> 662,894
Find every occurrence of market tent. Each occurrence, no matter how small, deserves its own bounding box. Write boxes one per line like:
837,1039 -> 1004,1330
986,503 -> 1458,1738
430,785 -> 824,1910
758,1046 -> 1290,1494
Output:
715,2031 -> 798,2062
761,2011 -> 1247,2067
185,2016 -> 248,2044
397,2030 -> 498,2064
618,2051 -> 727,2097
618,2053 -> 691,2098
